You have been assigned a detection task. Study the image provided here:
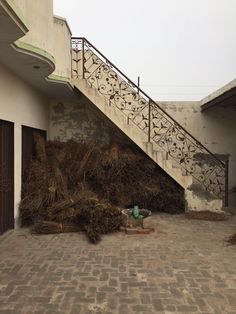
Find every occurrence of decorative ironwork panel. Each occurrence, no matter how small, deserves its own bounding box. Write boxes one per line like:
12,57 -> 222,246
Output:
148,107 -> 225,198
132,105 -> 150,134
88,64 -> 147,116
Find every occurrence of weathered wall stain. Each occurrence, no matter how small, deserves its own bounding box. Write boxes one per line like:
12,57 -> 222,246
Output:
50,96 -> 134,147
159,101 -> 236,205
188,184 -> 217,202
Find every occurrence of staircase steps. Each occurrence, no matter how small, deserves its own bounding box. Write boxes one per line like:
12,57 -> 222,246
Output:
71,37 -> 227,211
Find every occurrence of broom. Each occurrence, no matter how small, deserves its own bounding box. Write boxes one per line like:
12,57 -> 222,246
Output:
31,221 -> 81,234
227,233 -> 236,245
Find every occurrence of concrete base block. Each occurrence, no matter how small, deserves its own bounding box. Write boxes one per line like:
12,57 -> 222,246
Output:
185,185 -> 223,212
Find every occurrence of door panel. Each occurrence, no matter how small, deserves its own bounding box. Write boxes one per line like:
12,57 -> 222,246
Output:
0,119 -> 14,235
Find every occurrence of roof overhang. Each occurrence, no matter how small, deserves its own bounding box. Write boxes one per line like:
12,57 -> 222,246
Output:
0,0 -> 76,99
0,0 -> 28,42
200,79 -> 236,111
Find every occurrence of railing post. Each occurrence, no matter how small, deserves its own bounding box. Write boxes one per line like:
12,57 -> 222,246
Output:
82,38 -> 85,79
148,100 -> 151,142
225,158 -> 229,207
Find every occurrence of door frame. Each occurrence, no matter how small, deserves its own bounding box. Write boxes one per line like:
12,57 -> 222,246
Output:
0,119 -> 14,235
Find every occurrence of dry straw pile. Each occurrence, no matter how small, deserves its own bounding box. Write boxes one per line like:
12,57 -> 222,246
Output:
20,134 -> 184,242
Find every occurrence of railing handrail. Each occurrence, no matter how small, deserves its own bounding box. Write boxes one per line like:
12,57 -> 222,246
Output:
71,37 -> 225,168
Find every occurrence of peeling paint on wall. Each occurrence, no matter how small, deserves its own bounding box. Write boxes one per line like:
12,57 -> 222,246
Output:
50,97 -> 130,147
159,101 -> 236,206
188,184 -> 217,202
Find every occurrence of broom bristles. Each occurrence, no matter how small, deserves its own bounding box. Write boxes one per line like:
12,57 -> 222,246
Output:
32,221 -> 81,234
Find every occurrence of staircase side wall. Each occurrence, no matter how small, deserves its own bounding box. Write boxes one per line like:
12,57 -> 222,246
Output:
49,97 -> 135,147
160,101 -> 236,206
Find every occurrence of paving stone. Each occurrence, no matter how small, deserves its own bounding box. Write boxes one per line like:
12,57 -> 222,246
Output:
108,278 -> 118,287
107,296 -> 118,310
177,305 -> 199,312
96,292 -> 106,303
140,293 -> 151,304
0,213 -> 236,314
120,298 -> 138,304
118,304 -> 129,314
164,304 -> 176,311
132,304 -> 152,312
153,299 -> 164,311
227,295 -> 236,306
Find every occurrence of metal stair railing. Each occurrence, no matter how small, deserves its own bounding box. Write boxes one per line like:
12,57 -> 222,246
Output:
71,37 -> 228,204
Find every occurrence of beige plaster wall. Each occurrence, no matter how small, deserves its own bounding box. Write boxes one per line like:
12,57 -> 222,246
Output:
0,63 -> 49,226
159,101 -> 236,206
11,0 -> 26,16
49,96 -> 128,146
15,0 -> 54,58
52,16 -> 72,79
11,1 -> 73,83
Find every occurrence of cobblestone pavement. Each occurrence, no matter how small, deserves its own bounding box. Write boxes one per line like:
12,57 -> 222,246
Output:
0,213 -> 236,314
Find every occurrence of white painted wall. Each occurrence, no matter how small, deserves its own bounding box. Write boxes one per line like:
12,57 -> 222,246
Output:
52,16 -> 72,79
16,0 -> 54,58
0,63 -> 49,226
11,0 -> 26,16
159,101 -> 236,206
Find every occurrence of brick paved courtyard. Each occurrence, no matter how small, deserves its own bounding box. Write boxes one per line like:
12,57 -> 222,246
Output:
0,213 -> 236,314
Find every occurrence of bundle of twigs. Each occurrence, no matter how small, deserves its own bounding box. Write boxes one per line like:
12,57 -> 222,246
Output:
88,143 -> 184,213
83,224 -> 101,243
227,233 -> 236,245
78,202 -> 122,243
33,132 -> 47,163
20,194 -> 45,225
61,141 -> 100,190
48,193 -> 82,213
47,191 -> 98,222
32,221 -> 81,234
20,136 -> 185,243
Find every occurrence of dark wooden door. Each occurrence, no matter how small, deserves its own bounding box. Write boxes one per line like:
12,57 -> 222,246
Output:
22,125 -> 46,179
0,119 -> 14,235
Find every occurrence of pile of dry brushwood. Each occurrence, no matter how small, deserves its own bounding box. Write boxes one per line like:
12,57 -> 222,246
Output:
227,233 -> 236,245
20,135 -> 184,242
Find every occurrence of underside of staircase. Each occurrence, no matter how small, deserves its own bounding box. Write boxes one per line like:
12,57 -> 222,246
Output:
71,37 -> 227,213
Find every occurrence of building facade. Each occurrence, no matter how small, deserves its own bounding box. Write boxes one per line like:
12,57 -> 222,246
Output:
0,0 -> 235,235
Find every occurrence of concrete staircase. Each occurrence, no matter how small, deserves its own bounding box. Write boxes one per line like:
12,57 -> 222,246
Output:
71,38 -> 226,212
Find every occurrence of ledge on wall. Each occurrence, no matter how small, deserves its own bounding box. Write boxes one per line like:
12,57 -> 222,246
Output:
53,15 -> 72,36
201,79 -> 236,111
0,0 -> 28,42
0,2 -> 75,98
